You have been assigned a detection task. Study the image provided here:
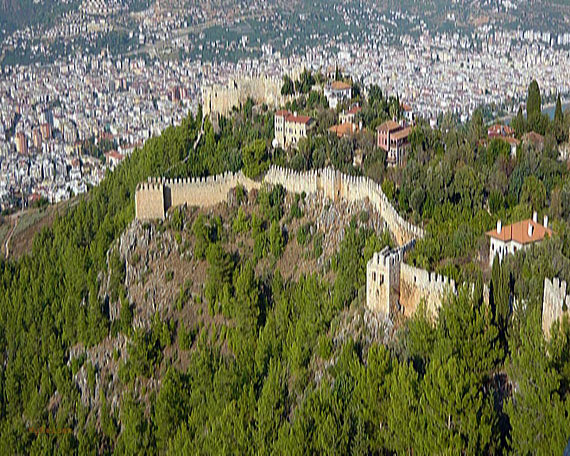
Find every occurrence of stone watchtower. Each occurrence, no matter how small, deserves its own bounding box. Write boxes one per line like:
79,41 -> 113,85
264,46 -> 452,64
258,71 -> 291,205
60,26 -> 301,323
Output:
135,179 -> 165,220
366,246 -> 403,319
543,277 -> 570,338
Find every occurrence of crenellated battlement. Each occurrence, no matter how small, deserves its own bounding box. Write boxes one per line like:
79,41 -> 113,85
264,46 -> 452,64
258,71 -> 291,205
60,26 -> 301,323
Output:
264,165 -> 424,245
543,277 -> 570,338
398,262 -> 457,318
134,170 -> 263,220
135,165 -> 424,245
136,182 -> 164,192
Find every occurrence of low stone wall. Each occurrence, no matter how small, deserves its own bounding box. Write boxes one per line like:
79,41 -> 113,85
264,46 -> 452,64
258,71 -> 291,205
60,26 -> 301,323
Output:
399,263 -> 456,317
543,277 -> 570,338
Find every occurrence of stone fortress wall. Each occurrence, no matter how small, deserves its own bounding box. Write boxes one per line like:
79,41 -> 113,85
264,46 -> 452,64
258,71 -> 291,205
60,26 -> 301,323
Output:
136,165 -> 424,244
134,165 -> 461,320
135,171 -> 261,220
135,182 -> 165,220
543,277 -> 570,338
399,263 -> 457,317
367,245 -> 406,317
264,166 -> 424,245
365,239 -> 457,319
202,70 -> 301,119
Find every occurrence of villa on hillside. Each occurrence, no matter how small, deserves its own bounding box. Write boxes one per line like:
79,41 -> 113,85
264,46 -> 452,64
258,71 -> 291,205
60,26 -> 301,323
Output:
339,104 -> 361,124
486,212 -> 552,267
324,81 -> 352,109
487,123 -> 520,157
329,104 -> 363,138
274,110 -> 314,149
401,103 -> 415,124
377,120 -> 411,167
488,124 -> 515,138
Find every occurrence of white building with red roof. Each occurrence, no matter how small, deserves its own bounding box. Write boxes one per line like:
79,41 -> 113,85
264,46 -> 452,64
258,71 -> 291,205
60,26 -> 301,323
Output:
324,81 -> 352,109
274,110 -> 314,149
339,104 -> 361,124
486,212 -> 553,266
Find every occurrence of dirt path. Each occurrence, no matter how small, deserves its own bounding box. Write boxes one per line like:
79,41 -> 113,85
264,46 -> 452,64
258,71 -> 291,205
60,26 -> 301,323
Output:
3,214 -> 19,259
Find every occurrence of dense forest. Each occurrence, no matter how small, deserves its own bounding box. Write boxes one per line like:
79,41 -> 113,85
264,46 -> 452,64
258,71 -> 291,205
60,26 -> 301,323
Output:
1,79 -> 570,453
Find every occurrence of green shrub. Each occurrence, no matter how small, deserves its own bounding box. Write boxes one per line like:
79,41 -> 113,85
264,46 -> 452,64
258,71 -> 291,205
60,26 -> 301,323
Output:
313,232 -> 323,259
178,322 -> 196,350
232,207 -> 250,234
297,223 -> 313,246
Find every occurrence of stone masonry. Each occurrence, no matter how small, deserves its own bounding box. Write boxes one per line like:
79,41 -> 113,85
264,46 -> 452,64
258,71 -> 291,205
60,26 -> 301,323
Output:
136,165 -> 424,245
202,71 -> 300,119
135,171 -> 261,220
543,277 -> 570,338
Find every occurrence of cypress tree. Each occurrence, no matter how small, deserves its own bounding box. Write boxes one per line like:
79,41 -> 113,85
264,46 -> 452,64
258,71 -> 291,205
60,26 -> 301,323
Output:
491,258 -> 510,346
554,93 -> 565,143
526,80 -> 541,131
511,105 -> 526,137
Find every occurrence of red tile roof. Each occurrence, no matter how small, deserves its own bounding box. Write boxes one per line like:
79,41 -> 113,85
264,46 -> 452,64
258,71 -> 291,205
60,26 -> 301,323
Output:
331,81 -> 351,90
275,110 -> 312,124
105,150 -> 124,160
488,124 -> 514,138
391,127 -> 411,141
486,219 -> 553,244
287,114 -> 312,124
377,120 -> 401,132
504,137 -> 520,146
347,105 -> 362,115
328,122 -> 359,138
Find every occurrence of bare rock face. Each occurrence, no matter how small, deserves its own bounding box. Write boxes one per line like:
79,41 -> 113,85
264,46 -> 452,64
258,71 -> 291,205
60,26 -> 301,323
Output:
66,334 -> 128,415
288,191 -> 388,260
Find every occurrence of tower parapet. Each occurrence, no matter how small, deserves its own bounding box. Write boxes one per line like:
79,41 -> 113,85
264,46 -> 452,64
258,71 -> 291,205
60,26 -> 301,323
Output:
135,181 -> 165,220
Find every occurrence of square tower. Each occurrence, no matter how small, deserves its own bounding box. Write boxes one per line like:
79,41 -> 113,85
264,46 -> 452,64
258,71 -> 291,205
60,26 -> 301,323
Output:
366,246 -> 402,319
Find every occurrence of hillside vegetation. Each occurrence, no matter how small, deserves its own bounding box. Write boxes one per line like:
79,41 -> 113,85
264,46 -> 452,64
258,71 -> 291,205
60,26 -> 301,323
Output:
0,84 -> 570,453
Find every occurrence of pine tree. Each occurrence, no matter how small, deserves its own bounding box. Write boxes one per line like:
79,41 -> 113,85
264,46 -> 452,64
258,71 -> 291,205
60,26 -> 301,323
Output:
491,258 -> 510,345
505,310 -> 570,454
269,220 -> 284,258
281,75 -> 294,96
387,362 -> 420,454
255,359 -> 287,454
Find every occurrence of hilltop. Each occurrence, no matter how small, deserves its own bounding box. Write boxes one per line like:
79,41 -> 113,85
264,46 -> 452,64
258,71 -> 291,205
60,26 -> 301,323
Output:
68,185 -> 392,430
